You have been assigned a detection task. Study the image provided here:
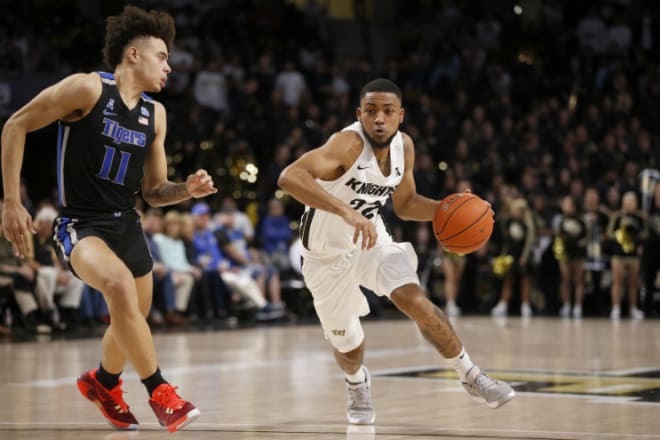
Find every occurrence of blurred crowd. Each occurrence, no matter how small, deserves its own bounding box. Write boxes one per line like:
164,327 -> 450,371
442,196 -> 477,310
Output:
1,1 -> 660,336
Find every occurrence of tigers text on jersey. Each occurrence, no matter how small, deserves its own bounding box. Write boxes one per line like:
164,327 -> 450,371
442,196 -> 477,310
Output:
300,121 -> 405,257
56,72 -> 156,216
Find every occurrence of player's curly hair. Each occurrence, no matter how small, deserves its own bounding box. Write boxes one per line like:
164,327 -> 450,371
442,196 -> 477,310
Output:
103,6 -> 175,70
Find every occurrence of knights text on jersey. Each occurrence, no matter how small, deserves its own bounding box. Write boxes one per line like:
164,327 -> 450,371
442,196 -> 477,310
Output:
300,121 -> 405,257
56,72 -> 156,216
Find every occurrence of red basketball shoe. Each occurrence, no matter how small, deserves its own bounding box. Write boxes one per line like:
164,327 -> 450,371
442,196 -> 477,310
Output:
76,369 -> 139,430
149,383 -> 200,432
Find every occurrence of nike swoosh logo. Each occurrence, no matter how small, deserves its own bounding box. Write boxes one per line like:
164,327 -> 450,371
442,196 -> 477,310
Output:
357,165 -> 369,170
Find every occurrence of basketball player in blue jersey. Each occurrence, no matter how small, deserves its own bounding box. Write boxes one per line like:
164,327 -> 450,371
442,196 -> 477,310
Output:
1,6 -> 215,432
279,79 -> 515,424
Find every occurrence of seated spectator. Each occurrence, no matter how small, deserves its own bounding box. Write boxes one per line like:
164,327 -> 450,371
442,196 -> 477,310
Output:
219,208 -> 285,320
153,210 -> 200,317
141,209 -> 189,326
179,211 -> 229,321
258,198 -> 292,270
30,205 -> 84,331
218,196 -> 254,243
0,201 -> 50,334
0,277 -> 12,335
190,202 -> 270,316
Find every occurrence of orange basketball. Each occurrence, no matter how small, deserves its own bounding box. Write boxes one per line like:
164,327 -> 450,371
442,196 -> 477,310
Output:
432,192 -> 494,254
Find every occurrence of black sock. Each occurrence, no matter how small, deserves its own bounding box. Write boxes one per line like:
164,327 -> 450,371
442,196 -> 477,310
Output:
96,363 -> 121,390
141,367 -> 167,396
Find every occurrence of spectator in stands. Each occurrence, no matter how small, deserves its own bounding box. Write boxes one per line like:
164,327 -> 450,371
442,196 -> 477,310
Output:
153,210 -> 200,319
193,58 -> 228,129
262,144 -> 292,198
219,208 -> 285,320
274,60 -> 307,107
258,198 -> 292,271
30,205 -> 84,330
576,7 -> 608,54
190,202 -> 268,314
167,39 -> 195,94
179,211 -> 229,322
141,209 -> 189,326
218,196 -> 254,243
0,201 -> 49,333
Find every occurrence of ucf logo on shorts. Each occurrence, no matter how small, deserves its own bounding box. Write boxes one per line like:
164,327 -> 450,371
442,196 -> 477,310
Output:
331,329 -> 346,336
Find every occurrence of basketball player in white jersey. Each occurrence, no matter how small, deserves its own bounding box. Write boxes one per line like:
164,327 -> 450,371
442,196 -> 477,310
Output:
278,79 -> 515,424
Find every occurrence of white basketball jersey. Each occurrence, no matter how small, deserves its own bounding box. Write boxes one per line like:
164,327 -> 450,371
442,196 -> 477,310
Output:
300,121 -> 405,257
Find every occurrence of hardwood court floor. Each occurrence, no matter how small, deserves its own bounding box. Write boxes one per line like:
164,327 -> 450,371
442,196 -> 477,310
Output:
1,317 -> 659,440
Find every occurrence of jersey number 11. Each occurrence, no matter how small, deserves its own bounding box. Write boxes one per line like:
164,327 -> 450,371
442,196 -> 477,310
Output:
97,145 -> 131,185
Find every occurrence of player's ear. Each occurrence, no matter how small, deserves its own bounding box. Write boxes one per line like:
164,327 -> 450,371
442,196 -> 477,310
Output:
356,106 -> 362,120
126,46 -> 139,64
399,107 -> 405,124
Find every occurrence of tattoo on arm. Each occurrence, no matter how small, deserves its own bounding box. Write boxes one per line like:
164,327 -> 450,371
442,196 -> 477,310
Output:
418,306 -> 463,358
144,182 -> 190,207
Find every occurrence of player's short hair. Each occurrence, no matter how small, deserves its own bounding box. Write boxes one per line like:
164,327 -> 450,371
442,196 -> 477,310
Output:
359,78 -> 403,102
103,6 -> 175,70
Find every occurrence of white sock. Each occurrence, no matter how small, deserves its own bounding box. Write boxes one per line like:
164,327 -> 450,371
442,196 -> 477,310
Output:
345,366 -> 366,384
447,348 -> 475,382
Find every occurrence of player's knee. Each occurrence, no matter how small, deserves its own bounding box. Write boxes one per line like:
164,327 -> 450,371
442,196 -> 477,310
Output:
390,284 -> 427,315
99,277 -> 135,308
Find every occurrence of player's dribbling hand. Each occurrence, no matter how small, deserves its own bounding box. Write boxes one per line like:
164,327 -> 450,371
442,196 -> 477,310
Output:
186,169 -> 218,198
341,207 -> 377,250
0,199 -> 36,258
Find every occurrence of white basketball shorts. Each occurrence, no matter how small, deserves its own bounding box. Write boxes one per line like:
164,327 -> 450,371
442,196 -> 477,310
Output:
301,242 -> 420,353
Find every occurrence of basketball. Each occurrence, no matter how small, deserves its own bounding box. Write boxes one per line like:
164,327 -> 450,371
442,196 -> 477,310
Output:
432,192 -> 494,254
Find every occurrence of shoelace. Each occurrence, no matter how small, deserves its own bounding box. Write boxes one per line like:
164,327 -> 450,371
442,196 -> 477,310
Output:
153,385 -> 185,410
474,373 -> 500,392
107,384 -> 130,413
348,384 -> 371,410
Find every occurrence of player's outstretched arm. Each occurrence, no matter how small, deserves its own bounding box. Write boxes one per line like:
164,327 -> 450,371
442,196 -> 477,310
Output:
142,102 -> 217,207
391,133 -> 439,222
1,73 -> 100,257
278,131 -> 378,249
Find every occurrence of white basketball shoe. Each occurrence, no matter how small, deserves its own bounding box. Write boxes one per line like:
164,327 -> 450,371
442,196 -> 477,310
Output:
346,367 -> 375,425
462,366 -> 515,409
